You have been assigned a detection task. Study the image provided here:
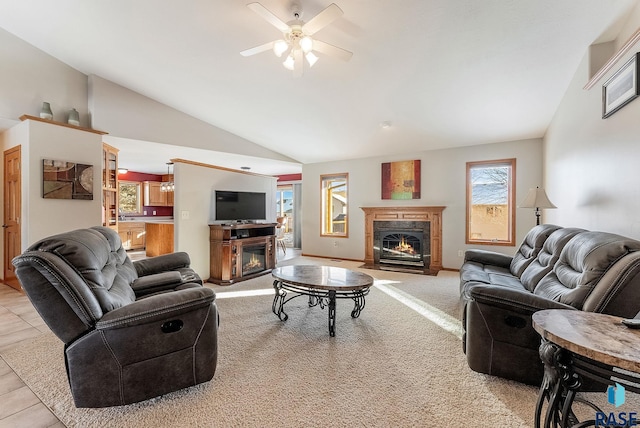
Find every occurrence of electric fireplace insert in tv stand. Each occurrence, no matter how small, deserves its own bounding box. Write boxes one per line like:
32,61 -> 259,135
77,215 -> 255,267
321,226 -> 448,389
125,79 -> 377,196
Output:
208,223 -> 277,285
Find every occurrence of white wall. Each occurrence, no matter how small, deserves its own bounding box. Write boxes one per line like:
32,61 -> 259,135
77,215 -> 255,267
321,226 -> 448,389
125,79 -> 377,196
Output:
0,28 -> 88,127
544,11 -> 640,237
173,161 -> 277,279
302,138 -> 543,269
25,120 -> 103,244
0,119 -> 102,277
88,75 -> 297,164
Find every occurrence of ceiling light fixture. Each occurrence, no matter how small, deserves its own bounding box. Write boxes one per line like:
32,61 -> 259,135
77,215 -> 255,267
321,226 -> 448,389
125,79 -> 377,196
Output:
160,162 -> 175,192
283,55 -> 295,71
240,2 -> 353,77
273,39 -> 289,57
118,168 -> 129,174
278,18 -> 320,71
380,121 -> 392,129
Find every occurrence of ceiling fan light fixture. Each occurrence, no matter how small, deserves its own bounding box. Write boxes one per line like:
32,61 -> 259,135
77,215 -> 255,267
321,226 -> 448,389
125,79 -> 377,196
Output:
242,2 -> 352,76
273,39 -> 289,57
300,36 -> 313,53
283,54 -> 295,70
305,51 -> 318,67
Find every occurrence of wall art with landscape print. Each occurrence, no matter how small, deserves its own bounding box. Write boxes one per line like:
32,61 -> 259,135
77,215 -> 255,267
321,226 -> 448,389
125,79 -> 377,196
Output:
42,159 -> 93,200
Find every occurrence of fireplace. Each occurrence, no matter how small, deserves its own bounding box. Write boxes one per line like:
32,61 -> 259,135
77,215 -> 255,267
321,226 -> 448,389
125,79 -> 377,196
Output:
361,206 -> 445,274
380,231 -> 424,267
242,245 -> 266,276
374,222 -> 430,272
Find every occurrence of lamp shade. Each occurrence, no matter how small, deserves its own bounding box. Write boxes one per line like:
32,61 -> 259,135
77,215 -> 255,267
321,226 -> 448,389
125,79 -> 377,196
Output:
519,187 -> 556,209
273,40 -> 289,57
283,54 -> 295,71
305,51 -> 318,67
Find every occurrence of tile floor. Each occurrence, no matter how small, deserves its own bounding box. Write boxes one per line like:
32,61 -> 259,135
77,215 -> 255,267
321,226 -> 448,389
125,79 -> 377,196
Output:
0,284 -> 62,428
0,246 -> 300,428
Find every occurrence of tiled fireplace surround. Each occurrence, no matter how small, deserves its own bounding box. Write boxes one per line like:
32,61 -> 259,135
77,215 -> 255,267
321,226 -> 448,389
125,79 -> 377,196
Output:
361,206 -> 445,274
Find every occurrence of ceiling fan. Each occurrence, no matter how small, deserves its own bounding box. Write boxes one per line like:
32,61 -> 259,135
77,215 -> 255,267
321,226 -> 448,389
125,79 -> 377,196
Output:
240,2 -> 353,77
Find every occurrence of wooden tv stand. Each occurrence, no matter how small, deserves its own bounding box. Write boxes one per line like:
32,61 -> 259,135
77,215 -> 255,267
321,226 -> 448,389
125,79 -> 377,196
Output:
208,223 -> 277,285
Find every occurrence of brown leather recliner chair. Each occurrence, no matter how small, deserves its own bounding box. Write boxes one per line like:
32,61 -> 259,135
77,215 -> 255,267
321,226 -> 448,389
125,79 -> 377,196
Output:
12,226 -> 218,408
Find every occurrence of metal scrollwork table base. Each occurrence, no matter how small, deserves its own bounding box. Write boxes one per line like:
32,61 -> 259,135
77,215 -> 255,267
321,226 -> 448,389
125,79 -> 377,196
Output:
271,265 -> 373,337
533,310 -> 640,428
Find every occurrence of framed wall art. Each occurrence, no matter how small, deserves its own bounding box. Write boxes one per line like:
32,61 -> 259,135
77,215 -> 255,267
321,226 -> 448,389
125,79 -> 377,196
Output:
43,159 -> 94,200
602,52 -> 640,118
381,159 -> 421,200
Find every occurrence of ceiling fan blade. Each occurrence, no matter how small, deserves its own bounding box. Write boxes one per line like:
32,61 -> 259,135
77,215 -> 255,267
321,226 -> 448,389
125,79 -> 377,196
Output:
247,2 -> 290,33
313,39 -> 353,61
293,49 -> 303,78
240,41 -> 275,57
302,3 -> 343,35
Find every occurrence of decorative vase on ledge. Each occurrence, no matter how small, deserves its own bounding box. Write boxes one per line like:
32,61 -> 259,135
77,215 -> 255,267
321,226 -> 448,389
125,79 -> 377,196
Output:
67,108 -> 80,126
40,102 -> 53,120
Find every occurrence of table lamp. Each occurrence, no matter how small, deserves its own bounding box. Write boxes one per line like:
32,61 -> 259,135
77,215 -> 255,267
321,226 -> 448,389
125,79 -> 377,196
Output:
519,187 -> 556,225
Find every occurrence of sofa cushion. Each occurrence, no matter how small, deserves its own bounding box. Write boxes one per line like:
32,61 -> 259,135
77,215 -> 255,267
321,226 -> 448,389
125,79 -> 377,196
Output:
520,228 -> 585,292
533,231 -> 640,309
460,261 -> 512,285
509,224 -> 562,277
486,272 -> 527,290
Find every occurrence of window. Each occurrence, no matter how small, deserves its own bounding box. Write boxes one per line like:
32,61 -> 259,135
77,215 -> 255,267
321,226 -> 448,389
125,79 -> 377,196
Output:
276,185 -> 293,218
466,159 -> 515,245
321,173 -> 348,237
276,184 -> 293,233
119,181 -> 142,214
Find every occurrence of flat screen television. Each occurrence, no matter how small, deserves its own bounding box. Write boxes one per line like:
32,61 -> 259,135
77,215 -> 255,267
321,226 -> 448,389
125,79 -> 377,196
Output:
214,190 -> 266,222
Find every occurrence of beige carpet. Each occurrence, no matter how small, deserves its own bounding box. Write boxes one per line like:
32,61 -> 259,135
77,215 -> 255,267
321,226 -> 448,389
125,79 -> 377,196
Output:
0,258 -> 629,427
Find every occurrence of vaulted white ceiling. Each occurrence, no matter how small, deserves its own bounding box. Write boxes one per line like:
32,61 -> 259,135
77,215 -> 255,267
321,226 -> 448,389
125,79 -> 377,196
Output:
0,0 -> 637,174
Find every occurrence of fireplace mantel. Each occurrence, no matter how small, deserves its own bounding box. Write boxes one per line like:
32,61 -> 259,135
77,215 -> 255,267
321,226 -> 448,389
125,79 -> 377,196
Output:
361,206 -> 445,273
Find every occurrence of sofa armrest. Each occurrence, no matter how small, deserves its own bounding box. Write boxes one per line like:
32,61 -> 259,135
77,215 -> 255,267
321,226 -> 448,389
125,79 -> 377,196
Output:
469,284 -> 576,314
130,271 -> 184,296
464,249 -> 512,268
96,287 -> 215,330
133,252 -> 191,277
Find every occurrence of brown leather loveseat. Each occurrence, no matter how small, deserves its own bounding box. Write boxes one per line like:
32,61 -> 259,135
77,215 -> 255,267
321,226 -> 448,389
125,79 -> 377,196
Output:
12,226 -> 218,407
460,224 -> 640,385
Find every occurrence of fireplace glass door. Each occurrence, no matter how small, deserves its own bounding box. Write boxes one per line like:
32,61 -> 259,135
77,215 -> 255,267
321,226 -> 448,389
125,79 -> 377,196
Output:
380,232 -> 424,267
242,245 -> 266,276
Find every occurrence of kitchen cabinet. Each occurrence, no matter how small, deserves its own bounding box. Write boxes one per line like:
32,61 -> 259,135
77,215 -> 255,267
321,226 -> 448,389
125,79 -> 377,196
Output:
145,222 -> 174,257
143,181 -> 174,207
118,222 -> 146,250
102,144 -> 119,230
144,181 -> 165,206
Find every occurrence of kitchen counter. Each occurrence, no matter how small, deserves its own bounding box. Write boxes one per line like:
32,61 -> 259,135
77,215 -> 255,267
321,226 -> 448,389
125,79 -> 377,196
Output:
145,222 -> 174,257
121,216 -> 173,223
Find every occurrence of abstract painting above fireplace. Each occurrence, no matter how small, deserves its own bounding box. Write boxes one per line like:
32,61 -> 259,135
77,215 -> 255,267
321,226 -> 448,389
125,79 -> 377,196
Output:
381,160 -> 421,200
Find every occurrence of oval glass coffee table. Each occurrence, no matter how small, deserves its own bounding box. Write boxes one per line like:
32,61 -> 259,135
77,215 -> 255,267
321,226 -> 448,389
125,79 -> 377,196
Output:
272,265 -> 374,336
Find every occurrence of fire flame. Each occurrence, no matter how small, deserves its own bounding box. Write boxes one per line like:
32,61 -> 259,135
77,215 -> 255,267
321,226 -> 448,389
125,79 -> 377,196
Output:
394,236 -> 416,254
244,253 -> 263,271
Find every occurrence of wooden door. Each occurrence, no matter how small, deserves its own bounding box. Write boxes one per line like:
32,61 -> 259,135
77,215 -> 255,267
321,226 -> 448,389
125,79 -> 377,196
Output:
3,146 -> 21,290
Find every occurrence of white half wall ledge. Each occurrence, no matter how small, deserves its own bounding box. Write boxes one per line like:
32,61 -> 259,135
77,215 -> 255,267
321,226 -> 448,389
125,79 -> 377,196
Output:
584,27 -> 640,90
